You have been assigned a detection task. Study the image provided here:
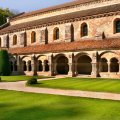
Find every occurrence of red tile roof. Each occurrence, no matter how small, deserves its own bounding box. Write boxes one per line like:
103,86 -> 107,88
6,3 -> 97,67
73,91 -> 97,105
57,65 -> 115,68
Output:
8,38 -> 120,54
11,0 -> 97,21
1,4 -> 120,35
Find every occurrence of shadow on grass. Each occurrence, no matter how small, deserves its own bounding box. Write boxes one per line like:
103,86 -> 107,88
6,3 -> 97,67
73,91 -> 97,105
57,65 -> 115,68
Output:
0,104 -> 87,120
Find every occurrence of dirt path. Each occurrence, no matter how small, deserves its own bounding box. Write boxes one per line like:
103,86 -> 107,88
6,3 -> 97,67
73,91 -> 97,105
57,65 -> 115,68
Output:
0,79 -> 120,101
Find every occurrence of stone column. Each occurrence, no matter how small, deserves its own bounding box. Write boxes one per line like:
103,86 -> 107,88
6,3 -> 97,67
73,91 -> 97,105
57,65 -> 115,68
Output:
91,62 -> 97,77
48,54 -> 54,76
68,53 -> 75,77
16,55 -> 22,73
75,63 -> 78,76
42,62 -> 46,72
26,62 -> 29,72
91,52 -> 98,78
54,63 -> 57,75
31,56 -> 37,75
98,61 -> 101,73
108,62 -> 111,73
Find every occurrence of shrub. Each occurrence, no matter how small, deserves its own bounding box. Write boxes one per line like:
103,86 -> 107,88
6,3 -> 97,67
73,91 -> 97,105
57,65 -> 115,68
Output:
0,50 -> 11,76
26,78 -> 37,85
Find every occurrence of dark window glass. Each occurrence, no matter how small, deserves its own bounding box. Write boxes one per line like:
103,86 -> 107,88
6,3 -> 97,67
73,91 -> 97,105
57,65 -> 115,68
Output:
116,20 -> 120,33
82,24 -> 88,37
56,29 -> 59,40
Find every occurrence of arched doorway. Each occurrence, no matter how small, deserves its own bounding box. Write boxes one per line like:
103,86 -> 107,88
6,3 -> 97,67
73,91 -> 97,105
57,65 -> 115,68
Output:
10,61 -> 13,72
100,58 -> 108,72
37,60 -> 43,71
56,56 -> 69,75
77,55 -> 92,75
28,61 -> 32,71
44,60 -> 49,72
14,61 -> 17,71
110,58 -> 119,72
23,61 -> 27,71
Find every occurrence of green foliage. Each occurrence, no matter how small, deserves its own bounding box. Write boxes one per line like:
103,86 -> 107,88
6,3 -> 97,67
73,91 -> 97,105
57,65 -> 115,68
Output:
0,8 -> 15,25
0,50 -> 11,76
0,77 -> 1,82
26,78 -> 38,85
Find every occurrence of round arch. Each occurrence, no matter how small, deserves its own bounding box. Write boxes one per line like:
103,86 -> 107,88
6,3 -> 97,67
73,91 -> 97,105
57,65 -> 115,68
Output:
81,22 -> 88,37
55,54 -> 69,75
99,51 -> 119,58
113,18 -> 120,34
77,55 -> 92,75
53,27 -> 59,40
100,58 -> 108,72
110,57 -> 119,72
13,34 -> 17,45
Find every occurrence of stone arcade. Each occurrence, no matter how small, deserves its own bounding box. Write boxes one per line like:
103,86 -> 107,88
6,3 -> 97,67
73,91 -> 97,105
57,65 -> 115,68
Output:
0,0 -> 120,78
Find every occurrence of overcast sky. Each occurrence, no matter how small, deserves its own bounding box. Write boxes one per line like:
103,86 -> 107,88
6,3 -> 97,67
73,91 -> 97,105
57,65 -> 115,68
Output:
0,0 -> 72,13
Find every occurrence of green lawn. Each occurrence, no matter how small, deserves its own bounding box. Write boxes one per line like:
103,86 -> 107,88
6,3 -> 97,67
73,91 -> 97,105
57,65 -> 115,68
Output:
0,76 -> 52,82
31,77 -> 120,93
0,90 -> 120,120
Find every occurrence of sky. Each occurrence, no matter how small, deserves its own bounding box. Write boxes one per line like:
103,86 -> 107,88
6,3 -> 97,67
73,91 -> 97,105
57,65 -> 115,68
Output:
0,0 -> 72,13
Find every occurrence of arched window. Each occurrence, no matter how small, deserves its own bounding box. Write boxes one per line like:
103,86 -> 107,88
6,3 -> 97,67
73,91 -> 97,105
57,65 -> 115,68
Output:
31,31 -> 36,43
13,35 -> 17,45
53,27 -> 59,40
81,23 -> 88,37
114,19 -> 120,33
0,37 -> 1,47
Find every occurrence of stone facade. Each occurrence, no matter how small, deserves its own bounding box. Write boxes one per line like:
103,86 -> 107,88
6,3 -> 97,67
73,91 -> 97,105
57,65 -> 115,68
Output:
0,0 -> 120,78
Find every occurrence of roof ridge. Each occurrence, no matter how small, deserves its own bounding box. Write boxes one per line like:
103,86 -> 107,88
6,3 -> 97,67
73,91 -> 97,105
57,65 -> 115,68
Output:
1,3 -> 120,34
11,0 -> 98,21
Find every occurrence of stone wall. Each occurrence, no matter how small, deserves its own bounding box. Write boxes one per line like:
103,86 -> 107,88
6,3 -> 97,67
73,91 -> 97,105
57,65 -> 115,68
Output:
0,14 -> 119,48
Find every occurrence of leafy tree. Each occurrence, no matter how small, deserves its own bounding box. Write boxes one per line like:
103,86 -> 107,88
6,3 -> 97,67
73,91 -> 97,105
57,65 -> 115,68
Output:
0,8 -> 15,26
0,50 -> 11,76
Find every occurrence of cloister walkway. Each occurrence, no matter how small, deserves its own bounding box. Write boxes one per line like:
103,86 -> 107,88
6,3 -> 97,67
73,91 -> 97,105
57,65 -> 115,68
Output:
0,77 -> 120,101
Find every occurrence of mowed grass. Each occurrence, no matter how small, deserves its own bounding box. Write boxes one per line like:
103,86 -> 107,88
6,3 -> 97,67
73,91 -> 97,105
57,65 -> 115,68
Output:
32,77 -> 120,93
0,76 -> 52,82
0,90 -> 120,120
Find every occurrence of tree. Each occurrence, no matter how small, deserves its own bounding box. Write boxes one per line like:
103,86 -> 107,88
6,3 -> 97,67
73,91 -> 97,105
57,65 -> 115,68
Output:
0,50 -> 11,76
0,8 -> 15,26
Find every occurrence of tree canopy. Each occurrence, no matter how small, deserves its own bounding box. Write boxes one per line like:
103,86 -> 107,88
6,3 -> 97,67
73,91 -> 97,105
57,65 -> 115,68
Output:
0,50 -> 11,76
0,8 -> 15,26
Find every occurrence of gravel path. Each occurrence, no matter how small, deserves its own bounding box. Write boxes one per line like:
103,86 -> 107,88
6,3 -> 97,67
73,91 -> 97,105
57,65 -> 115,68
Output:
0,78 -> 120,101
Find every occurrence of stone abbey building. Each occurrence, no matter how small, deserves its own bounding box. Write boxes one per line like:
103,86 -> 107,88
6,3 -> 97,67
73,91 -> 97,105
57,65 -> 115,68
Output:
0,0 -> 120,78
